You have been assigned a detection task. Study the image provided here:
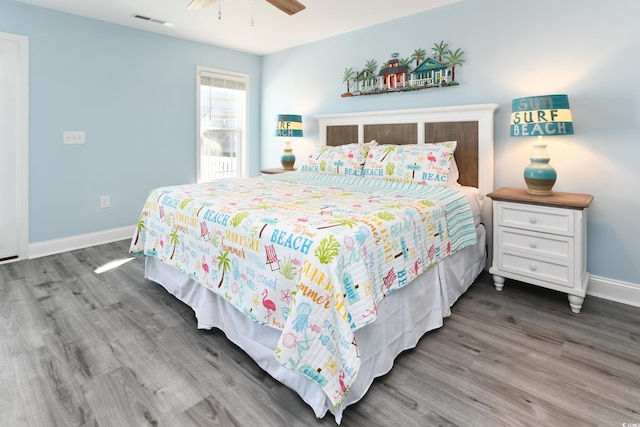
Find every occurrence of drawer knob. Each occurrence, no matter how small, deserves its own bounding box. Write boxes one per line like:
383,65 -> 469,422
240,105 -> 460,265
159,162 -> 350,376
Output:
529,217 -> 537,224
529,264 -> 538,272
529,241 -> 537,248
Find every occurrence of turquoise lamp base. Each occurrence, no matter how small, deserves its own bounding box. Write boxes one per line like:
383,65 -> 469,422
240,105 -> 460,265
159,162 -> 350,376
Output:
524,158 -> 556,196
281,139 -> 296,170
523,137 -> 557,196
281,156 -> 295,169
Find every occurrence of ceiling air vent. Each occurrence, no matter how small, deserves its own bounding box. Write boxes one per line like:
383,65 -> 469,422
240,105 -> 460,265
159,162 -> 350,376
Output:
131,14 -> 168,25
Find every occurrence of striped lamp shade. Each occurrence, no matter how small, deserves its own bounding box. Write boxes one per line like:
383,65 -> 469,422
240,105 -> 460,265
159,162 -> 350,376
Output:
510,94 -> 573,137
275,114 -> 303,137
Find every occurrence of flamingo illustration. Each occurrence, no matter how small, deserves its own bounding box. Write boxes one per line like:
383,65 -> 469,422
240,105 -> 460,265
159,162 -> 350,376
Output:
202,255 -> 210,275
427,153 -> 437,163
339,371 -> 347,393
334,371 -> 348,400
262,289 -> 276,323
414,259 -> 421,276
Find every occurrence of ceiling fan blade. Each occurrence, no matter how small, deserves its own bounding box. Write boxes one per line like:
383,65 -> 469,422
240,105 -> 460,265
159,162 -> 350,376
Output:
186,0 -> 216,10
266,0 -> 306,15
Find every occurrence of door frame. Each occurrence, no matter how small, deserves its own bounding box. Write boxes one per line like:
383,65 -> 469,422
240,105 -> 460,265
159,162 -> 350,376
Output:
1,32 -> 29,263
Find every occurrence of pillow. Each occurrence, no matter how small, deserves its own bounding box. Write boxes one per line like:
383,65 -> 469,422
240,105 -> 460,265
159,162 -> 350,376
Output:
300,143 -> 367,176
362,141 -> 457,186
447,156 -> 461,187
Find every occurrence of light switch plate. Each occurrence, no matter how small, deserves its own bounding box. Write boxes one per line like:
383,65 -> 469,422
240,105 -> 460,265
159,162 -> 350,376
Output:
63,131 -> 85,144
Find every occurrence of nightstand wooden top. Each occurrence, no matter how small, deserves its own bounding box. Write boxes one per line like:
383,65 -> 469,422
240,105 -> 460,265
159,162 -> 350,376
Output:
260,167 -> 297,174
487,187 -> 593,210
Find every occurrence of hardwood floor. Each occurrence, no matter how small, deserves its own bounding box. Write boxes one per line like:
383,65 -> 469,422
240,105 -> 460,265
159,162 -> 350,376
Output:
1,239 -> 639,426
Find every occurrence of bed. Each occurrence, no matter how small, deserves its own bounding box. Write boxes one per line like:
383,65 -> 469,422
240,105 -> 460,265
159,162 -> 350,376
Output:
129,103 -> 498,424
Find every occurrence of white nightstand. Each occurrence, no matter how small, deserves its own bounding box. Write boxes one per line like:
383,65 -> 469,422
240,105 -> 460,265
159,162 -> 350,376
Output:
487,187 -> 594,314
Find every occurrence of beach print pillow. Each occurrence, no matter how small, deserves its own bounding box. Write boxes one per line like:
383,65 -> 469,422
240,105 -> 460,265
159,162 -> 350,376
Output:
300,143 -> 368,176
361,141 -> 457,186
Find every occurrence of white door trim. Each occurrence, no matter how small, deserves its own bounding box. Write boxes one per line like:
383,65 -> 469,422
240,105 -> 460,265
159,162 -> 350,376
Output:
0,32 -> 29,263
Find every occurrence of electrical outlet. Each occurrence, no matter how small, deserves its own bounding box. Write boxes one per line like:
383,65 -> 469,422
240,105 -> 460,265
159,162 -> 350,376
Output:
100,195 -> 110,208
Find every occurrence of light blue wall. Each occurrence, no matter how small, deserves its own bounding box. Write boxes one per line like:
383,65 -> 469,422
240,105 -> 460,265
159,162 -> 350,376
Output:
1,0 -> 261,242
261,0 -> 640,285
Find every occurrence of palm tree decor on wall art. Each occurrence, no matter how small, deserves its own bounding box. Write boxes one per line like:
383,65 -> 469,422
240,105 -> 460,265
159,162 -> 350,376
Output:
342,67 -> 356,97
341,40 -> 465,97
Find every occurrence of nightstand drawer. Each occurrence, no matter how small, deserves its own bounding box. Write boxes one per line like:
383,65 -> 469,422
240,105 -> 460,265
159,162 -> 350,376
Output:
498,252 -> 572,287
498,227 -> 572,260
497,202 -> 574,236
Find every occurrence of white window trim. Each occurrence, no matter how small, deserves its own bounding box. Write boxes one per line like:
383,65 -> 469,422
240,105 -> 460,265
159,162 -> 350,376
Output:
196,66 -> 249,183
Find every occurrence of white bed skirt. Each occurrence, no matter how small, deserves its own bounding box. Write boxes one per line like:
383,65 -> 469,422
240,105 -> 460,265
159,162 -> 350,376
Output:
145,225 -> 486,424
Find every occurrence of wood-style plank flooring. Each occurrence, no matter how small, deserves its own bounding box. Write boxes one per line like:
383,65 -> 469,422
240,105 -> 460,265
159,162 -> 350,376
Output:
1,239 -> 639,426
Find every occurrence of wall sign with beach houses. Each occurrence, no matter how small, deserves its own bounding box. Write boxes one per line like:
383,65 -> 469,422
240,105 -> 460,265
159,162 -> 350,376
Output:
341,40 -> 465,97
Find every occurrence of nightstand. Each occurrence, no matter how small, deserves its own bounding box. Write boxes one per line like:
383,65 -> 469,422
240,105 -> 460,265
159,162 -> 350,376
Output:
260,167 -> 297,174
487,187 -> 593,313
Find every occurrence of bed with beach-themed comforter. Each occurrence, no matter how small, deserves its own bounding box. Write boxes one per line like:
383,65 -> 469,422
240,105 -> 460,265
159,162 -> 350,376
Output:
129,104 -> 498,423
130,171 -> 477,407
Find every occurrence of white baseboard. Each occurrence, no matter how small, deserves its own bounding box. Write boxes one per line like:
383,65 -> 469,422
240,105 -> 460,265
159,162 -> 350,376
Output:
28,225 -> 135,259
588,275 -> 640,308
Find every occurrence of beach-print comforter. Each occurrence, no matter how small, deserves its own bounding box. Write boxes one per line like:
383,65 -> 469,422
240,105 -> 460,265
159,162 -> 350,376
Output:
129,172 -> 477,408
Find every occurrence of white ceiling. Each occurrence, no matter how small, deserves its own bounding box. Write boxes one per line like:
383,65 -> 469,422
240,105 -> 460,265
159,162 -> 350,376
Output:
17,0 -> 461,55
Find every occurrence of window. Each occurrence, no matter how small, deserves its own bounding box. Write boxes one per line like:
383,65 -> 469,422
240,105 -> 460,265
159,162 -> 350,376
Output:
197,67 -> 248,182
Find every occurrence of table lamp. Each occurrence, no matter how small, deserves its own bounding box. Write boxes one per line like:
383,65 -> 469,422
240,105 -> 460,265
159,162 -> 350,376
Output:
510,94 -> 574,196
275,114 -> 303,169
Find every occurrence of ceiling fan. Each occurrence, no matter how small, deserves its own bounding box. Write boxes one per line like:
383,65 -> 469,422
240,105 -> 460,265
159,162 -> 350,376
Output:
187,0 -> 306,16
